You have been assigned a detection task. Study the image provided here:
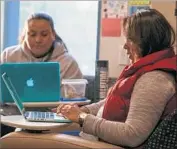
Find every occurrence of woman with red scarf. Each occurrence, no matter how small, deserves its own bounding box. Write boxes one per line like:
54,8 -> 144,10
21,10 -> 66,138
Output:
55,9 -> 176,148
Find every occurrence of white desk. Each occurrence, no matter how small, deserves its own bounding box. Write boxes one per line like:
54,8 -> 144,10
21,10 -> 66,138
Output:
1,115 -> 71,131
5,100 -> 91,108
24,100 -> 91,108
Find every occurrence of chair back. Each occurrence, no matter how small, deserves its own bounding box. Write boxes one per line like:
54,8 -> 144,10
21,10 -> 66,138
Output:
143,109 -> 177,149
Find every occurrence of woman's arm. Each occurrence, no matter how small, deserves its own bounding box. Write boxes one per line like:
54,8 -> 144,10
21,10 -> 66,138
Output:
82,71 -> 176,147
80,99 -> 106,115
81,99 -> 106,115
61,54 -> 83,80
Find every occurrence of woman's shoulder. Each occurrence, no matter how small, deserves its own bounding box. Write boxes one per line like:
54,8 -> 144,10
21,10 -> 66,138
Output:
137,70 -> 176,93
140,70 -> 175,83
53,42 -> 78,63
2,45 -> 22,55
1,45 -> 22,63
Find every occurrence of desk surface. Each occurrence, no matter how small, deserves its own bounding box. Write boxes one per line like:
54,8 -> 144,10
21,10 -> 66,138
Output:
5,100 -> 91,108
1,115 -> 71,131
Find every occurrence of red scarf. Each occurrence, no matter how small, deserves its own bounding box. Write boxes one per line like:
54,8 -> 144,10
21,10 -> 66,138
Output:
102,49 -> 176,122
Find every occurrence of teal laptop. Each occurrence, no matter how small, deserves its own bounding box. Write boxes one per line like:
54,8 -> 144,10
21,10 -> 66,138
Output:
1,72 -> 71,123
0,62 -> 60,103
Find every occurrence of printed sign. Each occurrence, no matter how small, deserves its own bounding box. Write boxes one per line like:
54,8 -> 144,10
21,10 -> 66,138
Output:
128,0 -> 151,6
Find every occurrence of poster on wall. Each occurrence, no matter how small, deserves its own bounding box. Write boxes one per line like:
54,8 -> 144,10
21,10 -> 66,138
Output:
128,0 -> 151,6
128,0 -> 151,16
101,18 -> 121,37
129,5 -> 150,16
102,0 -> 128,18
101,0 -> 128,37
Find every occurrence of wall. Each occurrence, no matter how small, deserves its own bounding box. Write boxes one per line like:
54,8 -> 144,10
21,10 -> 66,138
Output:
0,1 -> 4,52
99,1 -> 176,78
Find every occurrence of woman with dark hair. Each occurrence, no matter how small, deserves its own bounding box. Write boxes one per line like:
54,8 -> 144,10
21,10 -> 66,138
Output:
53,9 -> 176,148
0,12 -> 82,135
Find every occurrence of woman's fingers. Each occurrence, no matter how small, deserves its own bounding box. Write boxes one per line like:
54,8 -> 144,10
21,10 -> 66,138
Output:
59,105 -> 82,122
56,104 -> 65,114
54,103 -> 79,116
56,104 -> 72,114
51,108 -> 57,112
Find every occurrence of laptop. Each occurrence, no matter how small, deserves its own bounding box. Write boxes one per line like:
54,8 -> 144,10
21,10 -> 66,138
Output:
0,62 -> 60,103
1,72 -> 71,123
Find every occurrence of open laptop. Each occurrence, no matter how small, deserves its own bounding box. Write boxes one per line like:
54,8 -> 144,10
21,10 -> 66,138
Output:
0,62 -> 60,103
1,72 -> 71,123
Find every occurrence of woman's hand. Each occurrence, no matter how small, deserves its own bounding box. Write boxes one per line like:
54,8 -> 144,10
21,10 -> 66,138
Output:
53,103 -> 83,123
51,103 -> 76,113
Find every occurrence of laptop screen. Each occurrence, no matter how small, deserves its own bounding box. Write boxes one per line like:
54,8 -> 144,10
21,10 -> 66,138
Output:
2,73 -> 25,115
0,62 -> 60,103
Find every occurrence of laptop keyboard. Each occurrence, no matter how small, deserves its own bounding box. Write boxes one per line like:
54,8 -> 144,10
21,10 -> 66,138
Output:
27,111 -> 55,120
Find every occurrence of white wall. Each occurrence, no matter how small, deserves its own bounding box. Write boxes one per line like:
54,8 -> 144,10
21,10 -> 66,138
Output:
99,1 -> 176,78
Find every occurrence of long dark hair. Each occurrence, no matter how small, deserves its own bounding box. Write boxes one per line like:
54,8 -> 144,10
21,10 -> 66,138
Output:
19,12 -> 68,51
123,9 -> 175,57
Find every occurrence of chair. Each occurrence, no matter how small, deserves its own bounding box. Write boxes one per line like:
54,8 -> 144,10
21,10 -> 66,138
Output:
0,127 -> 121,149
143,109 -> 177,149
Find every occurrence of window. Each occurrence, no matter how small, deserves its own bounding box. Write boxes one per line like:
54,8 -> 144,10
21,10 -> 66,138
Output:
0,1 -> 4,52
19,1 -> 99,75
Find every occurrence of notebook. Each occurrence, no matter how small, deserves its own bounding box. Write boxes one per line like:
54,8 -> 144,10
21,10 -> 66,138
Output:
0,62 -> 60,103
1,72 -> 71,123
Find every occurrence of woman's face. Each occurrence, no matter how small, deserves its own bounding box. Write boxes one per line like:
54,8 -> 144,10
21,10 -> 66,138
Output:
24,19 -> 55,57
123,27 -> 140,64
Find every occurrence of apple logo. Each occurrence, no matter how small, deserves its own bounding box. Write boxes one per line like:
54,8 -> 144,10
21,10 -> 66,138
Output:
26,78 -> 34,87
